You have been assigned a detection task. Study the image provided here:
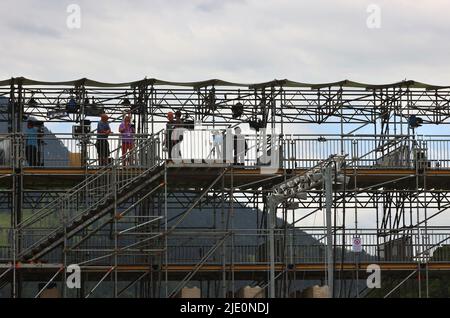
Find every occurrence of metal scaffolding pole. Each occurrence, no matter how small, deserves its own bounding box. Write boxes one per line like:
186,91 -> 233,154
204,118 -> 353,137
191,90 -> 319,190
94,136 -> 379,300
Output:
324,165 -> 334,298
267,200 -> 276,298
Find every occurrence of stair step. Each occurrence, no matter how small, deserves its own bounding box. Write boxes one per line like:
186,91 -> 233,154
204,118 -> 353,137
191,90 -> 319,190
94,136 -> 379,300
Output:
22,161 -> 163,260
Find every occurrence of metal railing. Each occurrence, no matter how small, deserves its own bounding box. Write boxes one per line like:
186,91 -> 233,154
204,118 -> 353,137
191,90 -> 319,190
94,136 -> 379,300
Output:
17,130 -> 165,257
163,228 -> 450,265
4,227 -> 450,265
18,133 -> 159,168
2,131 -> 450,170
170,131 -> 450,170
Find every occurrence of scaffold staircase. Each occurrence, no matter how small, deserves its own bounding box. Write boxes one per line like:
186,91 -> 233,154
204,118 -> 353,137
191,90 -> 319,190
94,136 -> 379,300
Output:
17,131 -> 166,261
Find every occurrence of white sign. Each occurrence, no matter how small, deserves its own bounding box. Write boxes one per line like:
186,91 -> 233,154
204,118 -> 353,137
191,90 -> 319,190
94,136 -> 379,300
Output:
352,236 -> 362,253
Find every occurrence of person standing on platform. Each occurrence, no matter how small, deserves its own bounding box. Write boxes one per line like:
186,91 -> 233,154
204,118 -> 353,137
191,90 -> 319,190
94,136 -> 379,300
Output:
119,115 -> 135,166
175,110 -> 183,126
172,110 -> 185,160
164,112 -> 176,160
96,113 -> 111,166
25,120 -> 39,166
234,126 -> 248,165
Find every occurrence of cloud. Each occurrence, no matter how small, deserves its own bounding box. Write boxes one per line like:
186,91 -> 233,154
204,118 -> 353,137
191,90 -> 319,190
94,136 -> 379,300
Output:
0,0 -> 449,84
6,21 -> 62,38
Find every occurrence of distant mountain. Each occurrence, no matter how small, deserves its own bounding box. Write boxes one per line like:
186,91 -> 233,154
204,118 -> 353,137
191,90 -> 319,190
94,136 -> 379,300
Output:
165,196 -> 376,264
0,96 -> 69,167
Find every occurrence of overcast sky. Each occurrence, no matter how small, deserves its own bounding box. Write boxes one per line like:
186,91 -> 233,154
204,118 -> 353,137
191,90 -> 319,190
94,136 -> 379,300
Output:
1,0 -> 450,85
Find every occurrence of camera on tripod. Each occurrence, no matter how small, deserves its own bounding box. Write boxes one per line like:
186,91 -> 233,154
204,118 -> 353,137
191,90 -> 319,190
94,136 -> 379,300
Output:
72,120 -> 91,138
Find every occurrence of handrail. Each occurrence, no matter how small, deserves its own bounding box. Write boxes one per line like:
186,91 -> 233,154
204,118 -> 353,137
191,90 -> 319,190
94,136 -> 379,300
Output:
18,130 -> 164,229
18,135 -> 165,258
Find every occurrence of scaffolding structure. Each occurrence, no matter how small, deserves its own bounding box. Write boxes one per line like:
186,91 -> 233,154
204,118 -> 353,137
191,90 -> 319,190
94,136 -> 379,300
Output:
1,77 -> 450,297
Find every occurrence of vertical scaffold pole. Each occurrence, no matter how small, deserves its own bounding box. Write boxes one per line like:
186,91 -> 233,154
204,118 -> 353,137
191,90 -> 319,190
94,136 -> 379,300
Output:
267,198 -> 276,298
324,165 -> 334,298
113,160 -> 118,298
164,162 -> 168,298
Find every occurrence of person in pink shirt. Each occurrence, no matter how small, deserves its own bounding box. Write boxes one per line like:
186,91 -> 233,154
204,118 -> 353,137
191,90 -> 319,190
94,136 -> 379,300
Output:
119,115 -> 135,165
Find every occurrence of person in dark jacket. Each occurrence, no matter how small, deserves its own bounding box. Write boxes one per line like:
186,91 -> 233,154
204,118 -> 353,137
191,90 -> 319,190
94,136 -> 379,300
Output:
165,112 -> 176,159
96,113 -> 111,166
25,120 -> 39,166
234,127 -> 248,165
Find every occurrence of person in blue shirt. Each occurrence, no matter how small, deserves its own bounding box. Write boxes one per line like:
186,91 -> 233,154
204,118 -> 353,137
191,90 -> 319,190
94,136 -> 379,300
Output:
25,120 -> 39,166
96,113 -> 111,166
